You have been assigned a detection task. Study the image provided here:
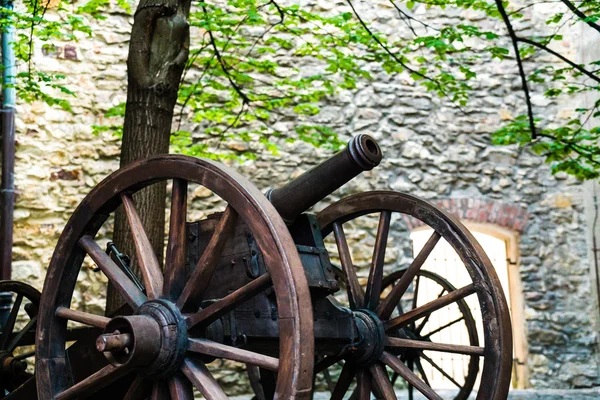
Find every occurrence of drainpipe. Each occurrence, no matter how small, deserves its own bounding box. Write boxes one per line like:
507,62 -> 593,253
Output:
0,0 -> 16,326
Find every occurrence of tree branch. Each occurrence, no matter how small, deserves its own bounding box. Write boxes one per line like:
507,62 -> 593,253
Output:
203,6 -> 251,105
345,0 -> 428,80
559,0 -> 600,33
495,0 -> 537,138
389,0 -> 439,33
518,37 -> 600,83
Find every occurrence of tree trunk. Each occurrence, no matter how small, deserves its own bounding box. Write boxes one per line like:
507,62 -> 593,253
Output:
107,0 -> 191,313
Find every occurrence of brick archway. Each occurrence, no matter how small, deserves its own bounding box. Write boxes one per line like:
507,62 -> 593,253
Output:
404,198 -> 530,233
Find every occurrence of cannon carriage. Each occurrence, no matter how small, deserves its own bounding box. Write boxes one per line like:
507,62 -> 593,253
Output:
0,135 -> 512,400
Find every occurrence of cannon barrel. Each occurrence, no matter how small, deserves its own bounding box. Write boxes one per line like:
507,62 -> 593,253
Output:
267,134 -> 382,224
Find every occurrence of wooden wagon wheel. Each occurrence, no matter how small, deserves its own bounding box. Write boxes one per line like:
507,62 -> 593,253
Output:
315,191 -> 512,400
0,281 -> 40,397
381,269 -> 480,400
35,155 -> 314,400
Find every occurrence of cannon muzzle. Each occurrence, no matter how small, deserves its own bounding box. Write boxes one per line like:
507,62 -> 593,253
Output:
267,134 -> 382,224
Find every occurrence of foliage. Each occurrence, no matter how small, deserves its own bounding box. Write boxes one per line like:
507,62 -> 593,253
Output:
3,0 -> 600,179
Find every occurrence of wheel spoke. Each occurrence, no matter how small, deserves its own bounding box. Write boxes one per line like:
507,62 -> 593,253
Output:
415,288 -> 445,334
55,364 -> 131,400
384,284 -> 476,332
169,373 -> 194,400
55,307 -> 109,329
177,206 -> 238,309
322,364 -> 336,393
411,274 -> 420,311
380,352 -> 441,400
314,354 -> 344,374
378,232 -> 441,319
415,358 -> 430,387
121,193 -> 163,300
331,362 -> 355,400
369,363 -> 397,400
356,369 -> 372,400
0,294 -> 22,350
365,211 -> 391,310
181,358 -> 229,400
385,336 -> 484,356
333,222 -> 364,309
420,352 -> 463,389
151,381 -> 169,400
186,273 -> 272,329
7,315 -> 36,352
14,350 -> 35,360
188,338 -> 278,370
79,235 -> 147,309
123,375 -> 148,400
422,316 -> 465,339
390,283 -> 404,317
164,179 -> 188,301
407,359 -> 414,400
247,365 -> 267,400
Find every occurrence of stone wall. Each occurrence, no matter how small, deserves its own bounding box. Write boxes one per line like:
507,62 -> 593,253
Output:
9,0 -> 600,392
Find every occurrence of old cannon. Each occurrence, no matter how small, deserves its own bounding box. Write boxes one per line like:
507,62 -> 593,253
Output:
2,134 -> 512,399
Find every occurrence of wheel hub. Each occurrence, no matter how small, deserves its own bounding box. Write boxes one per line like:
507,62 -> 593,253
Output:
352,309 -> 385,367
98,299 -> 187,378
0,351 -> 28,383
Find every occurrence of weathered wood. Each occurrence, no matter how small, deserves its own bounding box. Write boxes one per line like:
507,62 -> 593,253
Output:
186,273 -> 272,329
0,294 -> 21,350
369,363 -> 396,400
188,338 -> 278,370
385,336 -> 484,356
151,381 -> 169,400
176,206 -> 238,309
420,353 -> 462,389
55,307 -> 109,329
54,364 -> 130,400
364,211 -> 391,311
121,193 -> 164,300
422,316 -> 465,338
381,352 -> 442,400
123,375 -> 147,400
164,178 -> 188,301
333,222 -> 364,309
384,284 -> 477,331
330,363 -> 354,400
79,235 -> 147,309
356,369 -> 371,400
377,231 -> 441,319
7,315 -> 36,352
181,358 -> 228,400
168,374 -> 194,400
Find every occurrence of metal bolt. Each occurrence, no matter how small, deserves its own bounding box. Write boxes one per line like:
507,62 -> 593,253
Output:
96,332 -> 133,353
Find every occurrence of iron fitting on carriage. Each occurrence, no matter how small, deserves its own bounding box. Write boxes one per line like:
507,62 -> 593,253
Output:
351,309 -> 386,368
98,299 -> 188,379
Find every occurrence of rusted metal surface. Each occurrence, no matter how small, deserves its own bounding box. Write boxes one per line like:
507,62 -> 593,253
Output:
267,134 -> 381,224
